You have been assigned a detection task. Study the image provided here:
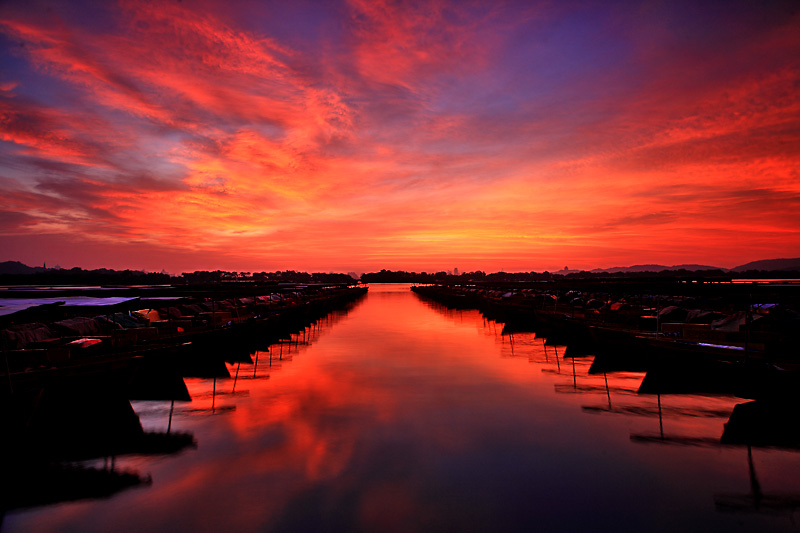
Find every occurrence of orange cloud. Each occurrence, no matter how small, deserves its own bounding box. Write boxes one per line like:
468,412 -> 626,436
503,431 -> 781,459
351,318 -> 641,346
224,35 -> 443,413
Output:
0,1 -> 798,272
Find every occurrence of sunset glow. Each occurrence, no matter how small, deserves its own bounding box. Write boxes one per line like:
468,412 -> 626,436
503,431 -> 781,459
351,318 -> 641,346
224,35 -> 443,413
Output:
1,0 -> 799,273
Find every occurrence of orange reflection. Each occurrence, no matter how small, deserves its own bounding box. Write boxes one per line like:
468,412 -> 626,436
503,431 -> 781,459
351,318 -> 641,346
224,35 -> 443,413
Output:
8,285 -> 800,532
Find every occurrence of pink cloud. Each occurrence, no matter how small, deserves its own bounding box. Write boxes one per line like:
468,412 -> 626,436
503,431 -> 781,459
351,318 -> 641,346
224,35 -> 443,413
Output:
0,1 -> 798,272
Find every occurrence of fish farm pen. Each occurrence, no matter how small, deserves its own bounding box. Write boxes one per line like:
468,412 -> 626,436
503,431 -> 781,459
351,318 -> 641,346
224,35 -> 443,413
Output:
411,277 -> 800,395
0,281 -> 368,510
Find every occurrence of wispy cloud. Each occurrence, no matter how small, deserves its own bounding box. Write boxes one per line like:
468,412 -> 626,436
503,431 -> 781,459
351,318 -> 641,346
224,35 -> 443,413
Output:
0,0 -> 798,271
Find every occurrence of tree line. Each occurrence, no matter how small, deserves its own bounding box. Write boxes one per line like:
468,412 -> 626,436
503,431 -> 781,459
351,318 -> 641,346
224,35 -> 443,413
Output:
1,263 -> 796,286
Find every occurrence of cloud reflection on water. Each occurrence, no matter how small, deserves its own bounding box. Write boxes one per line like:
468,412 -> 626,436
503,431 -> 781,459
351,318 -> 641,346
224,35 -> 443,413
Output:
6,284 -> 800,532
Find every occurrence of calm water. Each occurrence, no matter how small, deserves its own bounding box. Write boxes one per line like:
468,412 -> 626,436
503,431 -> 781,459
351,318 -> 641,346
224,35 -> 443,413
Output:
5,284 -> 800,532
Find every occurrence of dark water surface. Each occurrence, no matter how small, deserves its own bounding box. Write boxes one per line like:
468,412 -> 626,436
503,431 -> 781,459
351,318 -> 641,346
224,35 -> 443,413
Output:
5,284 -> 800,531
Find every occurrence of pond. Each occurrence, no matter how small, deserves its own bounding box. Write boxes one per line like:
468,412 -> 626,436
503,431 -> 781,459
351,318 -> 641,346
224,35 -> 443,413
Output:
5,284 -> 799,532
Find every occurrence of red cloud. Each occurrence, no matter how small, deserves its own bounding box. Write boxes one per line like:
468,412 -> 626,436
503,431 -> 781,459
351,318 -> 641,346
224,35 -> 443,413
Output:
1,1 -> 799,272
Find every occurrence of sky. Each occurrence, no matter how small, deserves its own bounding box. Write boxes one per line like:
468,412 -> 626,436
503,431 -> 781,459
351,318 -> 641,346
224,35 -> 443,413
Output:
1,0 -> 799,274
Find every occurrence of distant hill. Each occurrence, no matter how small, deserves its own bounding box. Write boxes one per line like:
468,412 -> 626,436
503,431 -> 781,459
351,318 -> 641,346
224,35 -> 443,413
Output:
0,261 -> 43,275
588,263 -> 725,274
731,258 -> 800,272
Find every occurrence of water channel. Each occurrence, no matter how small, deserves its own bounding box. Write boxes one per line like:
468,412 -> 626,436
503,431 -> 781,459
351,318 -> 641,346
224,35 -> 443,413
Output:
5,284 -> 800,531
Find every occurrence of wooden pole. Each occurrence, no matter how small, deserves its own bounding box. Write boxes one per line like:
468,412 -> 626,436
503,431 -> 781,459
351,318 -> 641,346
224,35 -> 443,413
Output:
571,353 -> 577,389
168,399 -> 174,433
212,377 -> 216,413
